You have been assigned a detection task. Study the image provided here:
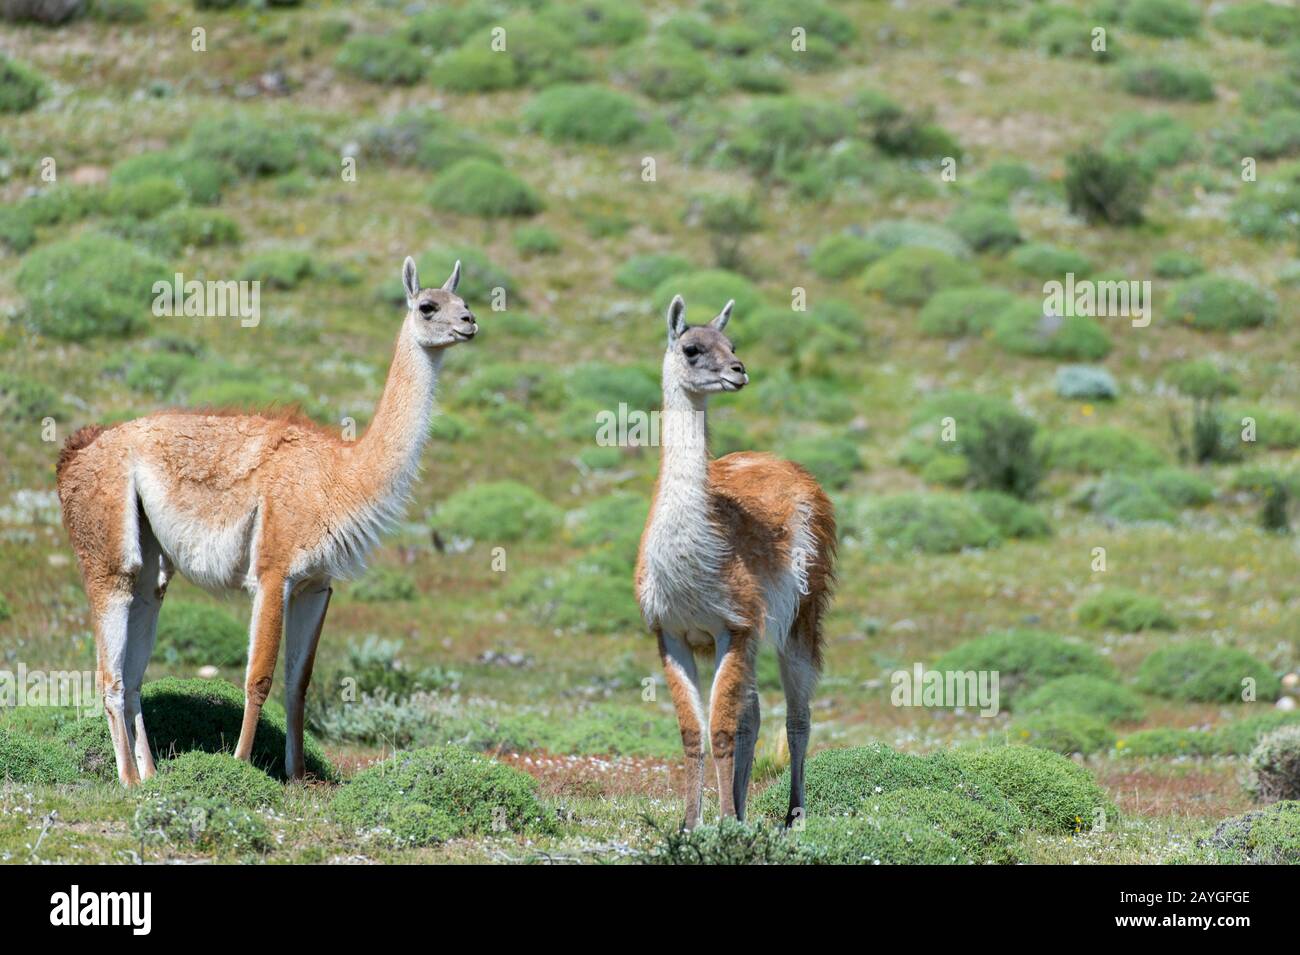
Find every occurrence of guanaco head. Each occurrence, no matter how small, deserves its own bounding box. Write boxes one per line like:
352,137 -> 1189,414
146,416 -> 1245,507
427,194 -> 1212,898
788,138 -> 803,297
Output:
402,256 -> 478,350
664,294 -> 747,394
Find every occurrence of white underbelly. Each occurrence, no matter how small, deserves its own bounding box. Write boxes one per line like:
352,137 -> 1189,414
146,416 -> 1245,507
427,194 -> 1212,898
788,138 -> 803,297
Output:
136,475 -> 257,593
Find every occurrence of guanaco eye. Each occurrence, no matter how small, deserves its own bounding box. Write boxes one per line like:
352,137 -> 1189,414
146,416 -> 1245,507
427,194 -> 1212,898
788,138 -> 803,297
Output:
419,301 -> 439,315
682,344 -> 700,358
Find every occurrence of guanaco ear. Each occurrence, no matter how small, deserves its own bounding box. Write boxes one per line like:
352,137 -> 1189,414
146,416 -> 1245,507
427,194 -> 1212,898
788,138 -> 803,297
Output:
442,259 -> 462,294
709,299 -> 735,332
666,294 -> 687,343
402,256 -> 420,304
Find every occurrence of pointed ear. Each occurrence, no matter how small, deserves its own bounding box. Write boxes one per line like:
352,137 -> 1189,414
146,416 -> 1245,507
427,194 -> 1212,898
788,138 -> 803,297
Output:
666,294 -> 687,343
442,259 -> 462,294
402,256 -> 420,304
709,299 -> 735,332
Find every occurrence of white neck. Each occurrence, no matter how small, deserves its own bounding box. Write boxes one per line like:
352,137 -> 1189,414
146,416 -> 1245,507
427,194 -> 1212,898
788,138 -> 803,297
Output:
658,352 -> 711,493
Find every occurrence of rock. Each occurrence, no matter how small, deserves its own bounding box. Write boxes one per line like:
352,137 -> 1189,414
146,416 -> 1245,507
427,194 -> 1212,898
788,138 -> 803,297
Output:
0,0 -> 84,25
1277,696 -> 1296,712
197,665 -> 219,679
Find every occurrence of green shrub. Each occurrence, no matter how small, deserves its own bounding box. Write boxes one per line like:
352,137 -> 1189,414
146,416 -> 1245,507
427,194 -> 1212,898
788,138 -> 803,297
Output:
513,225 -> 560,257
1055,365 -> 1118,401
155,600 -> 246,668
1229,109 -> 1300,160
350,567 -> 417,603
860,247 -> 980,306
1229,406 -> 1300,449
614,38 -> 713,101
435,43 -> 519,93
1247,726 -> 1300,803
336,33 -> 426,85
428,159 -> 542,218
91,0 -> 149,22
0,727 -> 80,784
1042,426 -> 1165,473
651,269 -> 764,319
57,678 -> 335,782
403,5 -> 496,47
992,303 -> 1112,361
140,751 -> 282,809
915,392 -> 1043,497
798,815 -> 968,864
1009,243 -> 1092,279
1019,675 -> 1146,724
1137,644 -> 1280,703
132,794 -> 271,854
935,630 -> 1113,705
567,361 -> 660,410
186,115 -> 320,178
867,787 -> 1024,863
443,16 -> 592,90
1009,712 -> 1116,755
1121,62 -> 1215,102
1147,467 -> 1214,507
1081,474 -> 1177,524
1166,359 -> 1238,399
1203,801 -> 1300,864
17,234 -> 169,341
1153,251 -> 1204,279
1215,713 -> 1300,755
0,372 -> 61,422
540,0 -> 646,46
524,84 -> 647,145
917,287 -> 1016,338
1105,112 -> 1198,171
0,592 -> 11,622
970,491 -> 1051,539
946,204 -> 1021,254
1117,727 -> 1215,757
1064,147 -> 1151,225
238,249 -> 316,289
864,219 -> 971,259
726,97 -> 854,177
0,207 -> 36,253
1169,275 -> 1277,332
102,176 -> 186,220
615,254 -> 693,293
846,493 -> 999,554
329,746 -> 552,845
1125,0 -> 1201,37
642,819 -> 808,864
506,553 -> 644,634
950,745 -> 1113,832
435,481 -> 561,543
779,435 -> 863,490
568,492 -> 649,552
1077,588 -> 1175,632
110,151 -> 230,205
809,234 -> 884,280
0,55 -> 46,113
1214,3 -> 1300,46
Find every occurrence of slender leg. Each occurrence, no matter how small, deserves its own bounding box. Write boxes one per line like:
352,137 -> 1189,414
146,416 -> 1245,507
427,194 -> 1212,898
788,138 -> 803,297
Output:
124,526 -> 167,780
659,630 -> 705,830
235,573 -> 287,762
778,640 -> 819,828
95,588 -> 138,787
283,579 -> 331,781
733,691 -> 761,822
709,630 -> 755,821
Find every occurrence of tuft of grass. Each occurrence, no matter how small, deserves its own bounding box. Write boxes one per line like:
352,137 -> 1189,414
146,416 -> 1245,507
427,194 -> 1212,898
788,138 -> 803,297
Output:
1136,644 -> 1280,703
1076,588 -> 1175,632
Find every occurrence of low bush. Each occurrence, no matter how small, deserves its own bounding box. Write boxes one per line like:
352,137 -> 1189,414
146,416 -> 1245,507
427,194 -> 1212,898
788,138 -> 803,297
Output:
846,493 -> 999,554
0,54 -> 46,113
523,84 -> 647,145
1169,275 -> 1277,332
809,233 -> 884,280
329,746 -> 553,846
1009,712 -> 1115,755
1153,251 -> 1204,279
110,151 -> 230,205
918,391 -> 1043,497
186,115 -> 321,178
917,287 -> 1016,338
1247,726 -> 1300,803
1009,243 -> 1092,279
950,746 -> 1114,832
155,600 -> 246,668
1213,3 -> 1300,46
1125,0 -> 1201,38
615,254 -> 693,293
1105,111 -> 1198,172
1203,802 -> 1300,864
1080,474 -> 1178,524
336,33 -> 426,86
1136,644 -> 1280,703
1041,426 -> 1165,473
860,247 -> 980,306
1121,62 -> 1215,102
641,819 -> 807,865
139,751 -> 282,809
0,727 -> 80,784
1147,468 -> 1214,507
946,204 -> 1021,254
992,303 -> 1112,361
132,794 -> 271,855
435,481 -> 562,543
1215,713 -> 1300,756
1055,365 -> 1118,401
865,220 -> 971,259
1076,588 -> 1175,632
779,435 -> 863,490
238,249 -> 316,289
969,491 -> 1051,539
428,159 -> 542,218
0,372 -> 62,422
1018,675 -> 1146,724
935,630 -> 1112,706
799,815 -> 969,864
349,567 -> 417,603
1117,727 -> 1216,757
867,787 -> 1024,863
614,37 -> 713,101
1064,147 -> 1151,225
651,269 -> 764,319
513,225 -> 560,257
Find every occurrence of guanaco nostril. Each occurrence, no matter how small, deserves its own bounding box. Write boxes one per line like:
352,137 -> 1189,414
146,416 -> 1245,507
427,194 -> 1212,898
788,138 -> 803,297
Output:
731,362 -> 746,374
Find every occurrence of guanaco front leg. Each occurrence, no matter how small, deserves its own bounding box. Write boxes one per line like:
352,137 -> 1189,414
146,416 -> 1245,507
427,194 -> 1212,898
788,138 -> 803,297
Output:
235,573 -> 287,762
659,630 -> 705,830
283,579 -> 331,780
709,630 -> 755,821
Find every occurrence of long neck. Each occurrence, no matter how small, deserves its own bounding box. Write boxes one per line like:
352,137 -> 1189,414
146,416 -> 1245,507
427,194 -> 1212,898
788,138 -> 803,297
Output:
657,353 -> 711,496
349,325 -> 442,500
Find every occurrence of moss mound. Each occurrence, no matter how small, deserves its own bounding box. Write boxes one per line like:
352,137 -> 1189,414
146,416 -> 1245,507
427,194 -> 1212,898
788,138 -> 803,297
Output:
1076,588 -> 1175,632
950,745 -> 1114,833
58,678 -> 336,782
0,727 -> 80,784
934,630 -> 1113,706
1018,675 -> 1146,724
139,751 -> 282,809
798,814 -> 969,864
155,600 -> 247,668
329,746 -> 553,846
845,492 -> 1000,555
1136,644 -> 1280,703
866,787 -> 1024,863
1008,711 -> 1116,755
523,84 -> 647,145
428,159 -> 542,218
860,247 -> 980,306
1204,802 -> 1300,864
435,480 -> 562,543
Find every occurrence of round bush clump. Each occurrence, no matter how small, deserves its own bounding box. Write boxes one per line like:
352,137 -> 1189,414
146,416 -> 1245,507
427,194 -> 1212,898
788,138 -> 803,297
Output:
1136,644 -> 1280,703
1204,801 -> 1300,864
329,746 -> 553,846
1121,62 -> 1215,102
1125,0 -> 1201,38
809,233 -> 884,280
1019,675 -> 1146,724
111,151 -> 231,205
1064,147 -> 1151,225
912,391 -> 1043,498
1213,3 -> 1300,46
1055,365 -> 1118,400
1117,728 -> 1215,758
845,493 -> 999,555
1041,425 -> 1165,473
17,233 -> 170,341
1169,275 -> 1277,332
140,751 -> 283,809
1009,712 -> 1117,755
350,566 -> 417,603
992,302 -> 1112,361
864,219 -> 972,259
641,819 -> 807,865
428,159 -> 542,218
155,600 -> 247,668
1082,474 -> 1177,524
866,787 -> 1024,864
614,38 -> 712,101
1148,466 -> 1218,506
969,491 -> 1052,540
946,204 -> 1021,254
917,286 -> 1016,338
57,678 -> 336,782
1009,242 -> 1092,279
0,727 -> 80,784
950,746 -> 1113,832
335,34 -> 427,86
132,793 -> 272,855
779,435 -> 863,490
799,815 -> 969,864
435,480 -> 562,543
1214,713 -> 1300,756
615,253 -> 693,293
0,54 -> 46,113
651,269 -> 764,319
186,116 -> 320,178
1076,588 -> 1175,632
934,630 -> 1113,705
103,176 -> 186,220
1247,726 -> 1300,803
523,84 -> 646,145
860,247 -> 980,306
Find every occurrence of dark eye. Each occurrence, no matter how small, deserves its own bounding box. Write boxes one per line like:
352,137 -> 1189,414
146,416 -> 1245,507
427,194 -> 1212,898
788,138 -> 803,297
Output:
682,344 -> 700,358
419,301 -> 439,316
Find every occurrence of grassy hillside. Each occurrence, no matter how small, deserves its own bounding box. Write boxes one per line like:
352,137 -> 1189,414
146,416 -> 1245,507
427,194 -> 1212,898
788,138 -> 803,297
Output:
0,0 -> 1298,864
